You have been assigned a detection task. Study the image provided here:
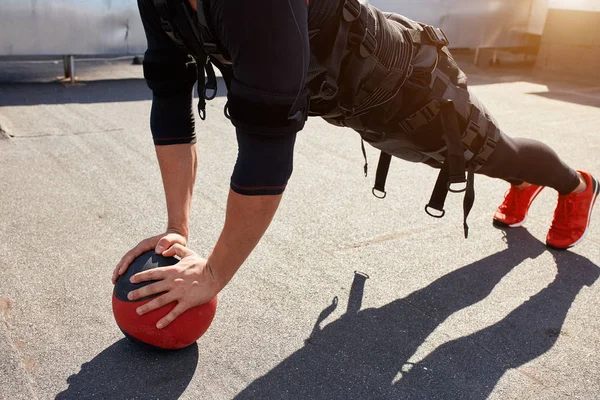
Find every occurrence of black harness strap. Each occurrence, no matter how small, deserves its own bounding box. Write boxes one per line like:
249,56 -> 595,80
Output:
425,99 -> 471,237
154,0 -> 183,46
197,0 -> 232,65
337,9 -> 377,114
369,99 -> 441,197
319,0 -> 362,100
360,139 -> 368,177
153,0 -> 228,120
195,0 -> 218,54
373,151 -> 391,199
425,162 -> 449,218
439,100 -> 467,189
463,166 -> 475,238
367,24 -> 450,198
196,64 -> 208,120
368,24 -> 486,238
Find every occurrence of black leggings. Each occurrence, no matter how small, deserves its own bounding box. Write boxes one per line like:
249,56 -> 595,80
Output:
406,41 -> 580,195
477,132 -> 580,195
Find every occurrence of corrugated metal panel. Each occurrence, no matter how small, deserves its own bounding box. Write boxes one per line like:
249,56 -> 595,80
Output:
0,0 -> 146,56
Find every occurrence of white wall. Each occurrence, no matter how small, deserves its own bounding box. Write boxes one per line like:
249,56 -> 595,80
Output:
369,0 -> 543,48
528,0 -> 549,35
548,0 -> 600,11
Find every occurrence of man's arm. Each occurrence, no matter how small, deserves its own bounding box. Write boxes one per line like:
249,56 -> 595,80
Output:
207,190 -> 282,288
156,143 -> 198,240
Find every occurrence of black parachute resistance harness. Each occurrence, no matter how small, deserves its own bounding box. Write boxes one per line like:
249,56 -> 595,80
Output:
308,0 -> 499,238
371,68 -> 500,239
152,0 -> 230,120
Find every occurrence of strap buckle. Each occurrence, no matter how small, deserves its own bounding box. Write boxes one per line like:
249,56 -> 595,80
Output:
424,25 -> 449,47
342,0 -> 361,22
470,136 -> 498,169
160,19 -> 175,36
203,42 -> 220,55
359,29 -> 377,58
462,120 -> 480,140
483,136 -> 498,152
399,100 -> 441,134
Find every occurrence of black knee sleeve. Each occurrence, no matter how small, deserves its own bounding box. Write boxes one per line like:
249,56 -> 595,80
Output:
144,58 -> 199,145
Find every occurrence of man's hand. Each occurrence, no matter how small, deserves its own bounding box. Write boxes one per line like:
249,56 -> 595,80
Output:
112,231 -> 187,284
125,244 -> 221,329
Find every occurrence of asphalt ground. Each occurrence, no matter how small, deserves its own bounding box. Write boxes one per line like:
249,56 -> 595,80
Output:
1,56 -> 599,400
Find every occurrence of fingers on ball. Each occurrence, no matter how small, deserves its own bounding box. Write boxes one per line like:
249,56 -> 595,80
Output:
157,303 -> 187,329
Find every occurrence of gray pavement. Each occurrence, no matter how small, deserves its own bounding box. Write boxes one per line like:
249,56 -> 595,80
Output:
1,57 -> 599,400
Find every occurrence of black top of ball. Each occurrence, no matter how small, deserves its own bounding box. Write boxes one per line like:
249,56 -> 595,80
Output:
113,251 -> 179,302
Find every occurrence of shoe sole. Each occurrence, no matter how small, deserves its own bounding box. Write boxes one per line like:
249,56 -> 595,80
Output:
493,186 -> 545,228
546,175 -> 600,250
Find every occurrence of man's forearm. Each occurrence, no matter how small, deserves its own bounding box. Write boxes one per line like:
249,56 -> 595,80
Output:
155,143 -> 198,238
207,190 -> 282,289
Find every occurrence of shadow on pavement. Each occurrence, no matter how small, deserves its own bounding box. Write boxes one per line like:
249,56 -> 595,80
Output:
529,90 -> 600,109
55,339 -> 198,400
236,228 -> 599,399
0,77 -> 227,107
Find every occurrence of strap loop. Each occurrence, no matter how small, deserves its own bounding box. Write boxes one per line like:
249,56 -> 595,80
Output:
463,166 -> 476,238
203,60 -> 218,100
423,25 -> 450,47
223,101 -> 231,120
448,181 -> 468,193
372,188 -> 387,199
372,151 -> 392,199
359,30 -> 377,58
425,204 -> 445,218
360,139 -> 368,177
320,79 -> 339,100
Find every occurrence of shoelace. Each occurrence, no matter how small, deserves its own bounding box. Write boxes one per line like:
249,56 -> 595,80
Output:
552,195 -> 577,234
499,188 -> 521,213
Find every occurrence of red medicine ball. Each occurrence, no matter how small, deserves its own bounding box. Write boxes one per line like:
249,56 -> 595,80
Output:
112,250 -> 217,350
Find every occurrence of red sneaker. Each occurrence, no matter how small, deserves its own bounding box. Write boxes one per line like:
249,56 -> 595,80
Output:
546,170 -> 600,249
493,184 -> 544,228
